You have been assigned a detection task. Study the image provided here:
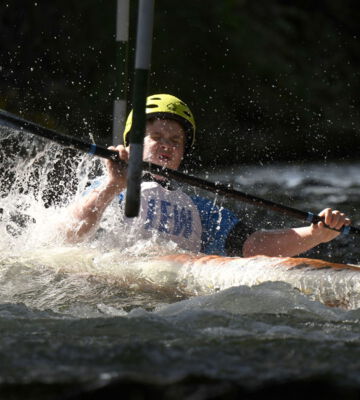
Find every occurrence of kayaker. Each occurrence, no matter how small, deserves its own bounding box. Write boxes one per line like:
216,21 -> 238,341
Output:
64,94 -> 351,257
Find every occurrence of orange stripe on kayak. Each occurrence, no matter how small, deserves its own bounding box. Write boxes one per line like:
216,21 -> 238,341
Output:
281,257 -> 359,271
156,254 -> 360,272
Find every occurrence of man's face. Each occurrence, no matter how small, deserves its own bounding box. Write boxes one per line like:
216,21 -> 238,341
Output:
142,119 -> 186,170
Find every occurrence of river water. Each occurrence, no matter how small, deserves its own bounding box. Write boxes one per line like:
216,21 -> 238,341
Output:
1,127 -> 360,399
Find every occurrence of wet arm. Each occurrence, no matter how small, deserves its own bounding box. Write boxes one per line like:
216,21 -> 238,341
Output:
65,181 -> 124,243
242,208 -> 351,257
242,226 -> 327,257
65,145 -> 128,243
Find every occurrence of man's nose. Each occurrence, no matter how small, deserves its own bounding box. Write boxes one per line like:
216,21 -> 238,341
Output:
159,137 -> 174,147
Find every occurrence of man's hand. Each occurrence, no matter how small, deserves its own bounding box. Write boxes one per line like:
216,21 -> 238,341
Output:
311,208 -> 351,243
105,145 -> 129,189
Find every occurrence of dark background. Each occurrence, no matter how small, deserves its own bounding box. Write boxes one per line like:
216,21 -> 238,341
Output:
1,0 -> 360,166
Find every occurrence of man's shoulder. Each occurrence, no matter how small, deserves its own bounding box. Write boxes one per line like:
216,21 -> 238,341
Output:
189,194 -> 237,219
189,194 -> 214,212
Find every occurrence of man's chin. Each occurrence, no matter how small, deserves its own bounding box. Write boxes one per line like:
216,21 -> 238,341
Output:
144,158 -> 177,170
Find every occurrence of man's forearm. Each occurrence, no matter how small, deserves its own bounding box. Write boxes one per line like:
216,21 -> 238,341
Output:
242,226 -> 326,258
65,182 -> 124,242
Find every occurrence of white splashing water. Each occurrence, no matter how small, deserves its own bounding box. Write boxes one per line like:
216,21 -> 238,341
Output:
0,126 -> 195,312
0,127 -> 90,250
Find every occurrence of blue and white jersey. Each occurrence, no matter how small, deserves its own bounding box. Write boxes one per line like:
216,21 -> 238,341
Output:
85,179 -> 242,255
117,181 -> 240,255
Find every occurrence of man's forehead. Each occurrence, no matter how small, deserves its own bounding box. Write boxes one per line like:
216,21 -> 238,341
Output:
147,119 -> 185,134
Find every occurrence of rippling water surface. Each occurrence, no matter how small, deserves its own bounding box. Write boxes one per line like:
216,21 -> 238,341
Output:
1,127 -> 360,399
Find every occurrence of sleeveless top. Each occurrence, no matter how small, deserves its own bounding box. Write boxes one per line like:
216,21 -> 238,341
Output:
86,178 -> 252,255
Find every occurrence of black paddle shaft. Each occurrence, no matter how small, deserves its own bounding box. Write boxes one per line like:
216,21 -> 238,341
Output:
0,109 -> 119,161
0,108 -> 359,236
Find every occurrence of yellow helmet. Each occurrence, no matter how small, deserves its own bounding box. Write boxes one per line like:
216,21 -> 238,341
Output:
123,94 -> 196,150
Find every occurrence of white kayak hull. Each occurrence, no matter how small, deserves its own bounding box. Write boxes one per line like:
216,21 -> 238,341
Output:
152,254 -> 360,309
2,247 -> 359,309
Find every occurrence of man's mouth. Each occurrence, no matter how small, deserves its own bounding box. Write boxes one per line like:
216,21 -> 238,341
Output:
158,154 -> 171,161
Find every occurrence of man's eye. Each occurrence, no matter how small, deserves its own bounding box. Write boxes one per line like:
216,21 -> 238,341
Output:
150,134 -> 160,140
